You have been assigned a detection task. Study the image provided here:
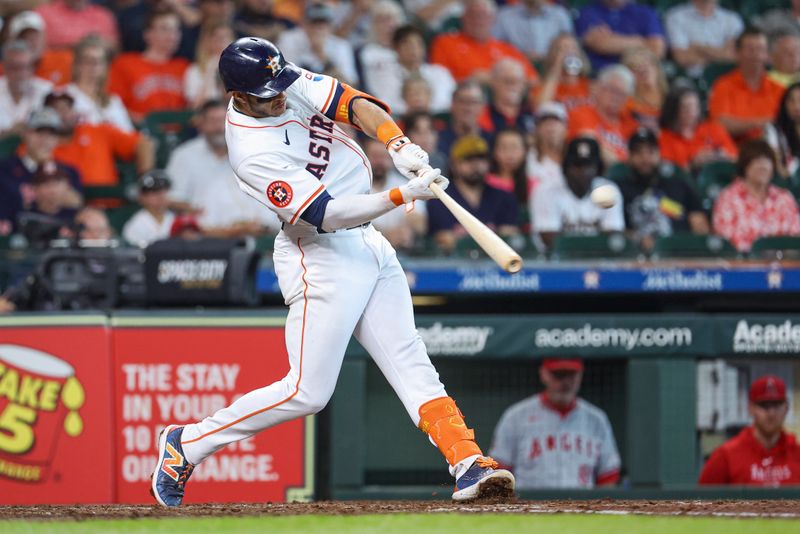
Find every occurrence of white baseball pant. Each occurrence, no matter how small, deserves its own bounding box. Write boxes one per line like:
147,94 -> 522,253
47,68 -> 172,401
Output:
180,224 -> 448,465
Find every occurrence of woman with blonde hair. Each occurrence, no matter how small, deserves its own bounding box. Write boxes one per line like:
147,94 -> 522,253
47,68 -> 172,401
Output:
621,46 -> 668,132
65,35 -> 133,132
533,32 -> 591,111
184,22 -> 235,108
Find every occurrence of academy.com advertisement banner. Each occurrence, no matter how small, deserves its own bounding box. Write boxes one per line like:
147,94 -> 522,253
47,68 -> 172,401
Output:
345,315 -> 800,359
0,318 -> 114,504
112,320 -> 313,504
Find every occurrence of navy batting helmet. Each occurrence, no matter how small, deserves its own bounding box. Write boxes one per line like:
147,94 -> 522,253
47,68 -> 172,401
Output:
218,37 -> 301,98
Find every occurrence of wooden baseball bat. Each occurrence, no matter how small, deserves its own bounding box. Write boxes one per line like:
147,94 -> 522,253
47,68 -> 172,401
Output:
429,181 -> 523,274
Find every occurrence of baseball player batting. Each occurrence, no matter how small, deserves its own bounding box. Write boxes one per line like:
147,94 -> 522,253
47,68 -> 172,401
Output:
151,37 -> 515,506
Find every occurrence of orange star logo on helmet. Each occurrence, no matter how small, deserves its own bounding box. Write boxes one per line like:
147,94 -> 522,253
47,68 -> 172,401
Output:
265,55 -> 282,75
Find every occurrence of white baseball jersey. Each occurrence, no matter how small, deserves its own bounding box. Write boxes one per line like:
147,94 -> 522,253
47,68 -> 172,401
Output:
179,68 -> 460,477
225,69 -> 372,228
490,394 -> 621,489
532,177 -> 624,235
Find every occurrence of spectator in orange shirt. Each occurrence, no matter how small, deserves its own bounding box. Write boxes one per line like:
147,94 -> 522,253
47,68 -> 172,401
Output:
708,27 -> 785,143
659,85 -> 736,172
45,91 -> 154,187
429,0 -> 538,84
568,64 -> 639,166
35,0 -> 119,50
109,10 -> 189,122
478,58 -> 535,136
533,33 -> 591,111
621,46 -> 667,132
8,11 -> 73,87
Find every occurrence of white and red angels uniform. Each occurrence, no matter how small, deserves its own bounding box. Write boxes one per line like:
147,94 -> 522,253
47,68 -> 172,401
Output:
489,393 -> 621,489
178,69 -> 453,470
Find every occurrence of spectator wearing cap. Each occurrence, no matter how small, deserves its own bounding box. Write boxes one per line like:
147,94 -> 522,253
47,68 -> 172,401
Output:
708,27 -> 785,143
66,36 -> 133,132
0,108 -> 83,209
477,58 -> 535,137
527,102 -> 567,195
278,3 -> 358,86
165,100 -> 281,238
17,162 -> 81,246
568,64 -> 639,167
109,10 -> 189,122
575,0 -> 666,72
616,128 -> 709,252
427,134 -> 519,252
664,0 -> 743,78
122,170 -> 176,247
429,0 -> 539,84
170,213 -> 203,240
0,40 -> 52,137
435,80 -> 490,160
364,138 -> 427,250
35,0 -> 119,50
8,10 -> 74,87
532,136 -> 624,250
492,0 -> 572,63
700,375 -> 800,485
490,358 -> 621,489
658,85 -> 737,172
713,139 -> 800,253
47,91 -> 155,187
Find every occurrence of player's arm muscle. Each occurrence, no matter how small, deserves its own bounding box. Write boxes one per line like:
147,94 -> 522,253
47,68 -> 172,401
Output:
351,97 -> 395,140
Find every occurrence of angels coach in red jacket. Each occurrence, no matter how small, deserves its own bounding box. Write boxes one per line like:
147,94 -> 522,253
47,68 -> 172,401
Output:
699,375 -> 800,486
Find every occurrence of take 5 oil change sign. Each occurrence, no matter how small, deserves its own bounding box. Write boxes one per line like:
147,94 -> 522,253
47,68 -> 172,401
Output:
112,319 -> 314,504
0,324 -> 114,504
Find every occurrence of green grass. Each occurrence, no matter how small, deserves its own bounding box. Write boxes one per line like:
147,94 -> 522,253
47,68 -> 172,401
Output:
1,514 -> 795,534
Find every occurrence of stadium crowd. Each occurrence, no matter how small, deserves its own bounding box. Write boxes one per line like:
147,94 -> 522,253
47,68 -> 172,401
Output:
2,0 -> 800,256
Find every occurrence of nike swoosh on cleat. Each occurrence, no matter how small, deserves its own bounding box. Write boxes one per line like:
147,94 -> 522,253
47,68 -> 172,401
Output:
284,130 -> 290,145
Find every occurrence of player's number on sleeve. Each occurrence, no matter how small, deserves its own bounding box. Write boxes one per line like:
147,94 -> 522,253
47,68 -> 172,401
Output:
0,404 -> 37,454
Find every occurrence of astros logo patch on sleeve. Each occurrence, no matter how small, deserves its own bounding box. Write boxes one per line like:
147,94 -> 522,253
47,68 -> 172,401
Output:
267,181 -> 293,207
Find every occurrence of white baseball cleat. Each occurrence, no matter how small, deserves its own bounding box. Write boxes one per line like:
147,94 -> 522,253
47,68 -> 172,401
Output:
452,456 -> 516,501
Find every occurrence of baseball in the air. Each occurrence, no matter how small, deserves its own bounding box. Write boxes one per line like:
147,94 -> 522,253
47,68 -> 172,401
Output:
590,184 -> 618,209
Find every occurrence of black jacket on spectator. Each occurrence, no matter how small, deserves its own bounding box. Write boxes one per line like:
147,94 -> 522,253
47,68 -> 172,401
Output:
0,156 -> 83,209
0,181 -> 21,236
616,162 -> 703,237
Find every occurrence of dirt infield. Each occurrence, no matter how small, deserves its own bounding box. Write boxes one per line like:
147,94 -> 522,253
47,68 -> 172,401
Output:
1,500 -> 799,521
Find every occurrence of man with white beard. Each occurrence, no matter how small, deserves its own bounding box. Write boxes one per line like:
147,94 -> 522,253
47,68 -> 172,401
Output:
166,99 -> 281,237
